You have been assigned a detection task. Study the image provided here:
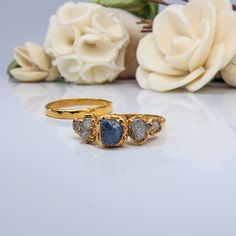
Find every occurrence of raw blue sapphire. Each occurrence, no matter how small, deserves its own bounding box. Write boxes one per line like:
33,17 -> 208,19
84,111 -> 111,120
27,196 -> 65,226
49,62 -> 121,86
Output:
100,119 -> 124,146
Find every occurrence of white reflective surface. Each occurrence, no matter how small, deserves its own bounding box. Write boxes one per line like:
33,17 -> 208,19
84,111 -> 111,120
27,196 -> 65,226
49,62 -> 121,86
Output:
1,78 -> 236,236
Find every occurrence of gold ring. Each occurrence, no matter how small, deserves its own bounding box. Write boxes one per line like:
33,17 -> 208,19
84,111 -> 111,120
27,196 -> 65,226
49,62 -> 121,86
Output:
73,114 -> 165,147
45,98 -> 113,120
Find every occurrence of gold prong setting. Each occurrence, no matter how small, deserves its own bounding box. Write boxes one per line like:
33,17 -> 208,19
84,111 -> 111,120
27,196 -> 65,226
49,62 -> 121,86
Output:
128,115 -> 151,145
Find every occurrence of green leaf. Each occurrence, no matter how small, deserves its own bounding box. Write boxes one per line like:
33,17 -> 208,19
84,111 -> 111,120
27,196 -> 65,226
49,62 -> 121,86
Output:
146,3 -> 158,20
92,0 -> 158,19
7,60 -> 20,76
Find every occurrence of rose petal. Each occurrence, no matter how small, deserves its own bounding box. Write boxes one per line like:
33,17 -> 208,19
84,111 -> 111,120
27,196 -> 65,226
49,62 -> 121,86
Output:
14,47 -> 33,67
186,44 -> 225,91
92,11 -> 126,42
221,55 -> 236,87
188,19 -> 215,71
184,0 -> 216,30
51,26 -> 79,56
210,0 -> 232,13
25,42 -> 51,71
10,67 -> 48,82
44,16 -> 59,48
115,46 -> 126,70
57,2 -> 92,29
137,34 -> 185,76
165,37 -> 200,71
136,66 -> 205,92
215,11 -> 236,68
153,5 -> 196,56
55,55 -> 81,83
80,63 -> 121,84
45,66 -> 60,81
136,67 -> 153,90
111,8 -> 143,44
76,34 -> 118,63
83,27 -> 109,39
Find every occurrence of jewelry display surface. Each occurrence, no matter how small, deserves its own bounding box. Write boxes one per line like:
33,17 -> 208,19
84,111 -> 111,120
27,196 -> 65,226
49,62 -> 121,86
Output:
1,77 -> 236,236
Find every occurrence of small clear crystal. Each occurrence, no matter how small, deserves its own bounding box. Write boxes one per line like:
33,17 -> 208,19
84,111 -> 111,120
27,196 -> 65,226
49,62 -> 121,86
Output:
73,120 -> 81,132
151,120 -> 161,133
130,118 -> 150,141
79,117 -> 92,141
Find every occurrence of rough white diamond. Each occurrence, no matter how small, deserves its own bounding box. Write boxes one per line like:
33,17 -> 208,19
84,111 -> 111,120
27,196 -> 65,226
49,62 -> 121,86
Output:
151,120 -> 161,133
79,117 -> 92,141
73,120 -> 80,131
130,119 -> 150,141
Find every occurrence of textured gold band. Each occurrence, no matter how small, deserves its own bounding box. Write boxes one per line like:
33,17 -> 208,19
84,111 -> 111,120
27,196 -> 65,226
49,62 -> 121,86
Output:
45,98 -> 113,120
123,114 -> 165,123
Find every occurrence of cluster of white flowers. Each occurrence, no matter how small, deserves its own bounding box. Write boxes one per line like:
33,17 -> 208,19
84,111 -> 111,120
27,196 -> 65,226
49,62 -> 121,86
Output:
10,0 -> 236,92
44,2 -> 129,84
10,42 -> 59,82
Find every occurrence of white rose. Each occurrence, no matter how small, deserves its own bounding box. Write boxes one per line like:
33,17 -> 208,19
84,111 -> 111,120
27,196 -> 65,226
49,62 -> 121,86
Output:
221,55 -> 236,87
44,2 -> 130,84
10,42 -> 59,82
136,0 -> 236,92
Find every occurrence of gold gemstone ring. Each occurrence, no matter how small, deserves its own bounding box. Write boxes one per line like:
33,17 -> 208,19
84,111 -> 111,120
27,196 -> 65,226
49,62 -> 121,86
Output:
45,98 -> 113,120
73,114 -> 166,147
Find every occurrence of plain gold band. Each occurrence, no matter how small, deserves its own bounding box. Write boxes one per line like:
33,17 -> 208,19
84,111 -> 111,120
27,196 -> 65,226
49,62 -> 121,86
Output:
45,98 -> 113,120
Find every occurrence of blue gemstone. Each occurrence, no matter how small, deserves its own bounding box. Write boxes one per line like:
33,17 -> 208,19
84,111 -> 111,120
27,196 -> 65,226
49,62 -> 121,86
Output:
100,119 -> 124,146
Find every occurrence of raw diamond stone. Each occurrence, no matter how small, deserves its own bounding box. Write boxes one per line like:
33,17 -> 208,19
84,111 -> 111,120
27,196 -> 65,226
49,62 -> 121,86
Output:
79,117 -> 92,141
130,118 -> 150,141
73,120 -> 81,132
100,119 -> 124,146
151,120 -> 161,133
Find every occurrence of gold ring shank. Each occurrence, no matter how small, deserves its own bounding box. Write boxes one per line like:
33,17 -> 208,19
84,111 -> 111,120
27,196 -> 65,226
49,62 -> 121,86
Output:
123,114 -> 166,124
45,98 -> 113,120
